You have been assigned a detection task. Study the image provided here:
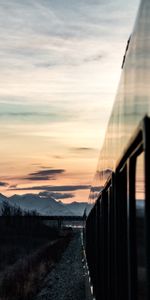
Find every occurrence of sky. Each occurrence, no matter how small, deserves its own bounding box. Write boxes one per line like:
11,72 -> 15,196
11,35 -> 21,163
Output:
0,0 -> 140,202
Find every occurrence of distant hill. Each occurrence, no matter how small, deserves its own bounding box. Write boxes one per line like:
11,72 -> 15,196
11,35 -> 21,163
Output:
0,193 -> 8,210
0,193 -> 7,202
65,201 -> 92,216
0,193 -> 92,217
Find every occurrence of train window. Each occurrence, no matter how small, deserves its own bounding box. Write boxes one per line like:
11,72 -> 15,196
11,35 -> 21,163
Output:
135,152 -> 147,299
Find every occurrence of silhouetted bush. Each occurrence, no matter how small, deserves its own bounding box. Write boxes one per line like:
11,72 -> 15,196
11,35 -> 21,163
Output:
1,200 -> 39,217
0,201 -> 73,299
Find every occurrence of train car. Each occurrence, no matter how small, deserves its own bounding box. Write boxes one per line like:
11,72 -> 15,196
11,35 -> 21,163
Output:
86,0 -> 150,299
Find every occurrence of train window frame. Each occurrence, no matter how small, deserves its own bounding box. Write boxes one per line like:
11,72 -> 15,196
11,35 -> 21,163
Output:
85,116 -> 150,300
116,116 -> 150,300
115,163 -> 128,300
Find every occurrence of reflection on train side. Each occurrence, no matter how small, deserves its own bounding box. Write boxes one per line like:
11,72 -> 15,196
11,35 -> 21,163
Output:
89,0 -> 150,204
86,116 -> 150,300
136,153 -> 147,299
86,0 -> 150,298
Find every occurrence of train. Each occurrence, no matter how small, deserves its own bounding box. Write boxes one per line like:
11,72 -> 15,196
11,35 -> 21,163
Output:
85,1 -> 150,299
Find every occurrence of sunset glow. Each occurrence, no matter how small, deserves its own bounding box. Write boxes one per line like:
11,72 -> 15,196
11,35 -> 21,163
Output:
0,0 -> 140,202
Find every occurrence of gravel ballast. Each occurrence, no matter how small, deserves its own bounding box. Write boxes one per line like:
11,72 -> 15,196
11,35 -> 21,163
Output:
35,230 -> 86,300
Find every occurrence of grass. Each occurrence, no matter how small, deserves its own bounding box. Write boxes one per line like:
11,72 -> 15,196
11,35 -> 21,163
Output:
0,217 -> 72,300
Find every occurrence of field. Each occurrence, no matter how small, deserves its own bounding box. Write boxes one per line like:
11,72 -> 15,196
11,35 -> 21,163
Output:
0,217 -> 72,300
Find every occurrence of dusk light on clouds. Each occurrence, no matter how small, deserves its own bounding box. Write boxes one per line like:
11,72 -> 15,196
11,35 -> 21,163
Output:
0,0 -> 140,202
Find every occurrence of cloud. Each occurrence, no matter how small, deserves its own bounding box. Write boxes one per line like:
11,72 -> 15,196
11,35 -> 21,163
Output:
91,186 -> 103,193
96,168 -> 112,178
83,53 -> 104,63
69,147 -> 98,158
9,184 -> 17,188
0,102 -> 73,124
25,176 -> 51,181
41,166 -> 53,169
39,191 -> 74,199
0,0 -> 137,78
0,0 -> 140,198
26,168 -> 65,181
89,192 -> 100,200
52,155 -> 64,159
89,185 -> 103,200
71,147 -> 97,152
30,169 -> 65,176
9,184 -> 91,192
0,181 -> 9,187
0,168 -> 65,183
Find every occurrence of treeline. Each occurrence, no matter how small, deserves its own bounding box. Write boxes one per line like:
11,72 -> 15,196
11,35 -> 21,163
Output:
1,200 -> 38,216
0,201 -> 48,238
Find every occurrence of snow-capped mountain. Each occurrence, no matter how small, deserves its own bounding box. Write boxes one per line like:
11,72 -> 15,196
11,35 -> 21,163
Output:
0,193 -> 7,202
65,201 -> 92,216
0,193 -> 15,214
9,193 -> 74,216
0,192 -> 92,216
0,193 -> 8,210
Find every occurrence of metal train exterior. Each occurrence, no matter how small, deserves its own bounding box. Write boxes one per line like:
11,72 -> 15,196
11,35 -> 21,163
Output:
85,0 -> 150,299
86,117 -> 150,300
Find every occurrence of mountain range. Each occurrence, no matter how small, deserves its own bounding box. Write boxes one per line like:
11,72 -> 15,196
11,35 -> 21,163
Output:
0,193 -> 92,217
